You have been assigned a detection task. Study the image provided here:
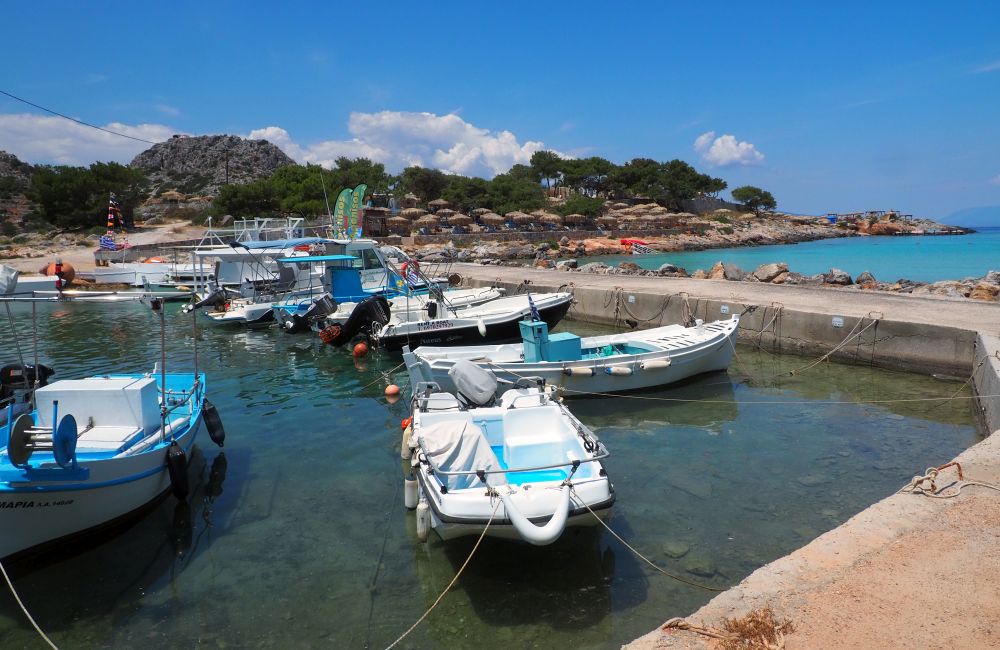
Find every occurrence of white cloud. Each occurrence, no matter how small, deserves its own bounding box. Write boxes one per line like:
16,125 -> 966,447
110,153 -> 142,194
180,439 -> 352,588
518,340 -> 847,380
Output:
0,113 -> 175,165
250,111 -> 553,178
693,130 -> 765,166
972,60 -> 1000,74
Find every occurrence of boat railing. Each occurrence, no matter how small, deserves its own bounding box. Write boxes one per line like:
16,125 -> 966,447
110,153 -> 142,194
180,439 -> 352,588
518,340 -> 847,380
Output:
420,444 -> 609,481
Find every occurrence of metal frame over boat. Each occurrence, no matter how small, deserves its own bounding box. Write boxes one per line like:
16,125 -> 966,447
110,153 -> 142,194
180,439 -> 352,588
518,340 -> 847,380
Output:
404,361 -> 614,545
404,314 -> 740,394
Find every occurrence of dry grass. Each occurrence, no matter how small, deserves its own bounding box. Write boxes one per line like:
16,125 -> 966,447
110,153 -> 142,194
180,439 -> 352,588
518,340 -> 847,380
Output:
718,607 -> 795,650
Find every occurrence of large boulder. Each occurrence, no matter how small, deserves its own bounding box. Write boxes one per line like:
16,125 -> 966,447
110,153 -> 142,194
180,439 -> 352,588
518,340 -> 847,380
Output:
782,272 -> 824,285
822,268 -> 853,285
579,262 -> 611,274
855,270 -> 878,289
691,269 -> 709,279
912,281 -> 973,298
982,270 -> 1000,285
708,261 -> 745,281
969,282 -> 999,301
751,262 -> 788,283
555,259 -> 577,271
618,261 -> 641,273
657,263 -> 689,277
534,258 -> 553,269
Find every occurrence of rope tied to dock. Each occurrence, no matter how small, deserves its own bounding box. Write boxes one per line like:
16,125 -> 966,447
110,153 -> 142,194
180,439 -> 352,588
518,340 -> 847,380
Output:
899,461 -> 1000,499
569,486 -> 726,592
0,559 -> 60,650
384,500 -> 500,650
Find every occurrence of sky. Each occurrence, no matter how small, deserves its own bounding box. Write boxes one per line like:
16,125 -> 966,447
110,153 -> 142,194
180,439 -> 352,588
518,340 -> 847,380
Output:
2,1 -> 999,224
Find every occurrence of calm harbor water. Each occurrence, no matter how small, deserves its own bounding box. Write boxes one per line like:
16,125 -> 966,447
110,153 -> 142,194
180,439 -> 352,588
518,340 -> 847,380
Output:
582,227 -> 1000,283
0,303 -> 983,649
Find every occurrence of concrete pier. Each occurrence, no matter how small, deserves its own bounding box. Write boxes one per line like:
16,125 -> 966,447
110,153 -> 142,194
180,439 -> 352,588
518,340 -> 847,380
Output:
451,263 -> 1000,649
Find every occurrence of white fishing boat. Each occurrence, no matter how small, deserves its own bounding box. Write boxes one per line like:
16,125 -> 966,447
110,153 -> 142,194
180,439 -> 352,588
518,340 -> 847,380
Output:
77,261 -> 172,286
0,285 -> 226,560
404,314 -> 740,395
319,292 -> 574,351
403,361 -> 614,545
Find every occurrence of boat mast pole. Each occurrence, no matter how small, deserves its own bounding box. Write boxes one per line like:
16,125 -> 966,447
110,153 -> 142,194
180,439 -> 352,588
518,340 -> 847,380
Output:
154,298 -> 167,441
31,302 -> 38,408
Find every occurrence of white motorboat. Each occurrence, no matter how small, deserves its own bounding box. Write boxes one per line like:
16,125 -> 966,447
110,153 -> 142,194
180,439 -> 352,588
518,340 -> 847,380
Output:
404,315 -> 740,395
404,361 -> 614,545
320,292 -> 574,351
77,261 -> 172,286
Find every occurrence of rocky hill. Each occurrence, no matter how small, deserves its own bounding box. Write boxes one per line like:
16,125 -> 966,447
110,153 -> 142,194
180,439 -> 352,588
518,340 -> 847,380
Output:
0,151 -> 35,226
129,134 -> 294,196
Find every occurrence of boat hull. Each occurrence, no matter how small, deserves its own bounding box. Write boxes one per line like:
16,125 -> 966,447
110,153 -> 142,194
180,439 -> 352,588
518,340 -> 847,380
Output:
378,297 -> 572,351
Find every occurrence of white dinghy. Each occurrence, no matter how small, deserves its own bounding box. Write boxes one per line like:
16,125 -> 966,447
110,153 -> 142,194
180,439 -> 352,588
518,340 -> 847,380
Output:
404,314 -> 740,396
404,361 -> 614,545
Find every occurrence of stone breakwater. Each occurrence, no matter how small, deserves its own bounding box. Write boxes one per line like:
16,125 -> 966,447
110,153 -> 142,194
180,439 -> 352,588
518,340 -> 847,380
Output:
550,259 -> 1000,302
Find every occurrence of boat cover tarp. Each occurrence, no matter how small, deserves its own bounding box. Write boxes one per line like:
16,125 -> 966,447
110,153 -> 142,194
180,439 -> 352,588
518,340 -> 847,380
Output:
0,265 -> 18,295
448,360 -> 497,407
418,421 -> 508,490
238,238 -> 328,250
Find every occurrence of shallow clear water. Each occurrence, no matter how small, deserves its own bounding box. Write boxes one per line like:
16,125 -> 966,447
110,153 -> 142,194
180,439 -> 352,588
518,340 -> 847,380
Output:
0,304 -> 982,649
580,226 -> 1000,282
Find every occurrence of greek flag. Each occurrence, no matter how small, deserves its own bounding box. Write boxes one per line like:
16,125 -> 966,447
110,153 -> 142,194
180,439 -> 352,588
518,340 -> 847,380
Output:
527,293 -> 541,321
99,234 -> 117,250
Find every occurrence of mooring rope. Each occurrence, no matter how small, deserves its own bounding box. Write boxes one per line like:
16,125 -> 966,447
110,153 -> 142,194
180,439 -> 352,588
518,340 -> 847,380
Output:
357,361 -> 406,392
0,559 -> 60,650
662,617 -> 735,641
384,500 -> 500,650
898,461 -> 1000,499
570,487 -> 726,592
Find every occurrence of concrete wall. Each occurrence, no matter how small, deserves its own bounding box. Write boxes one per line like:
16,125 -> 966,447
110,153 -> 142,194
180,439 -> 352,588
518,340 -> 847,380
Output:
974,333 -> 1000,434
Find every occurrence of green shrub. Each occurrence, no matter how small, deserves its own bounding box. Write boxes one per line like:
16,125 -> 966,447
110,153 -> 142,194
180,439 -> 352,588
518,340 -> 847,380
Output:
711,215 -> 731,224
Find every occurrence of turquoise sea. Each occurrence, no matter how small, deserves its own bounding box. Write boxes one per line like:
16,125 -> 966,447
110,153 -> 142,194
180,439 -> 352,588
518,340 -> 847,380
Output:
583,227 -> 1000,283
0,303 -> 983,648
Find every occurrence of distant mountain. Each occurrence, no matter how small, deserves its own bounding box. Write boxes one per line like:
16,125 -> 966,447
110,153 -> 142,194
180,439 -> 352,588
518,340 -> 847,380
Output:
946,205 -> 1000,228
129,134 -> 295,196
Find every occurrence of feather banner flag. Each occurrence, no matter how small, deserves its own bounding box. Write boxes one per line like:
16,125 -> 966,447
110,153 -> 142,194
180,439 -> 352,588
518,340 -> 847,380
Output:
333,188 -> 353,237
348,183 -> 367,239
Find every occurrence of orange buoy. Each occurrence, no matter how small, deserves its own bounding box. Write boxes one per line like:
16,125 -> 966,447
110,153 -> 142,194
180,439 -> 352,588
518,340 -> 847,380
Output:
400,416 -> 412,431
143,256 -> 165,263
353,342 -> 369,358
385,384 -> 401,397
39,261 -> 76,283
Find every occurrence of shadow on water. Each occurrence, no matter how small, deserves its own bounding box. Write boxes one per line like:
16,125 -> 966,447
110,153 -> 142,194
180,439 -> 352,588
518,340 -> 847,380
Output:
1,446 -> 235,637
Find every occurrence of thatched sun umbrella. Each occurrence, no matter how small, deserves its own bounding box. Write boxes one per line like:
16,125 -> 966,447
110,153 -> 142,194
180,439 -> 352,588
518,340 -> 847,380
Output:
414,215 -> 440,230
563,213 -> 587,225
387,216 -> 411,234
470,207 -> 491,217
510,212 -> 532,225
450,213 -> 473,227
427,198 -> 450,210
596,215 -> 618,228
540,213 -> 563,226
401,207 -> 426,220
435,208 -> 457,218
481,212 -> 505,226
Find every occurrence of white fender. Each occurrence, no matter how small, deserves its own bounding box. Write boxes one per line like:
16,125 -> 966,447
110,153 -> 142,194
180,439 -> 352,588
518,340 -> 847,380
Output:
605,365 -> 633,376
639,358 -> 671,370
499,486 -> 571,546
401,425 -> 413,459
476,318 -> 487,337
563,367 -> 595,377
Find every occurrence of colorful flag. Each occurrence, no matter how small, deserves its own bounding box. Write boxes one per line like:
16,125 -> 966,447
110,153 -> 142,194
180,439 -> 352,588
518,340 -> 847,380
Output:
348,183 -> 367,238
99,234 -> 118,250
333,188 -> 353,236
527,293 -> 542,321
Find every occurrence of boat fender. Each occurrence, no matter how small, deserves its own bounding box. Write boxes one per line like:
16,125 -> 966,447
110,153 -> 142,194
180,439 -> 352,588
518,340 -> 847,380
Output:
499,486 -> 571,546
563,367 -> 595,377
640,358 -> 671,371
404,476 -> 418,509
415,502 -> 431,541
476,318 -> 487,337
203,398 -> 226,447
605,366 -> 633,376
401,424 -> 413,459
167,441 -> 190,500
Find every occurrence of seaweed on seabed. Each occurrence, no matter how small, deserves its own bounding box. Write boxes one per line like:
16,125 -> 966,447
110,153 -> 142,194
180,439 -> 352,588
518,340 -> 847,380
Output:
719,606 -> 795,650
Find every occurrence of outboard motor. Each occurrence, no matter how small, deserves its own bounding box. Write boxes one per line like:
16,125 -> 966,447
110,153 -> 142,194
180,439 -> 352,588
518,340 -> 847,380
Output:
448,360 -> 499,408
0,363 -> 54,404
319,295 -> 390,347
283,295 -> 336,334
182,287 -> 229,314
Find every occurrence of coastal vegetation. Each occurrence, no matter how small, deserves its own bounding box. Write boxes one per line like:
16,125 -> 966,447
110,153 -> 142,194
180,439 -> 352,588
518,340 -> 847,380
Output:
26,162 -> 149,229
731,186 -> 777,216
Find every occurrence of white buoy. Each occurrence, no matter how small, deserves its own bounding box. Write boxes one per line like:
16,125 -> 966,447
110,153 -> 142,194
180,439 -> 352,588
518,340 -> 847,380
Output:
416,502 -> 431,541
404,477 -> 418,509
400,425 -> 413,459
605,366 -> 633,376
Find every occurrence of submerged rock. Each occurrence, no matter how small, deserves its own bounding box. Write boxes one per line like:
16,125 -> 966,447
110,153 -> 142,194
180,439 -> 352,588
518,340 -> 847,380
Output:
683,552 -> 717,578
796,473 -> 828,487
662,540 -> 691,559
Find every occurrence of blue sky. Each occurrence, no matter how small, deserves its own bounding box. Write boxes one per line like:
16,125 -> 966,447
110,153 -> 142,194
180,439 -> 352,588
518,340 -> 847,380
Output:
2,1 -> 999,224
